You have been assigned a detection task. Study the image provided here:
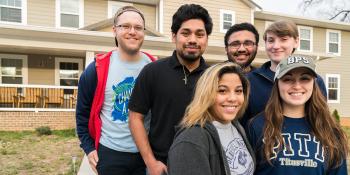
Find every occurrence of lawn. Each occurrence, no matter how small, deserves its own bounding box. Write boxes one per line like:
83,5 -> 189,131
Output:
0,129 -> 84,175
1,127 -> 350,175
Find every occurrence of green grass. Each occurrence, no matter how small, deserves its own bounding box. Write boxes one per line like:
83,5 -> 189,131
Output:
0,129 -> 83,175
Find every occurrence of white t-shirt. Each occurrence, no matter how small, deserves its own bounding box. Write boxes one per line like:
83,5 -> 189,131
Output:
99,51 -> 151,153
213,121 -> 254,175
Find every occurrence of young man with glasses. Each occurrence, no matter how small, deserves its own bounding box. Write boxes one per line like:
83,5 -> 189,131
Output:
129,4 -> 213,175
76,6 -> 156,175
224,22 -> 259,73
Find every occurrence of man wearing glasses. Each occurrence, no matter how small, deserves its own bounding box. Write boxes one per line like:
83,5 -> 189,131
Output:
224,22 -> 259,73
76,6 -> 155,175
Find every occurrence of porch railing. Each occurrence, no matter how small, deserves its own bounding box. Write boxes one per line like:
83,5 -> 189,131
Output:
0,84 -> 78,111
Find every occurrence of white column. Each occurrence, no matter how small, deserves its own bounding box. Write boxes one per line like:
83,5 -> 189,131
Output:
85,51 -> 95,68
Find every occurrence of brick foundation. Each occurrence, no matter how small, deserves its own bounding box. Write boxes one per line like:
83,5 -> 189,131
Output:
0,111 -> 75,131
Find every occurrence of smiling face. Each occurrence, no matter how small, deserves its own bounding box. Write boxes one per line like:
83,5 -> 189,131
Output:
113,11 -> 145,55
172,19 -> 208,63
278,67 -> 315,109
265,32 -> 299,65
225,30 -> 257,68
212,73 -> 244,124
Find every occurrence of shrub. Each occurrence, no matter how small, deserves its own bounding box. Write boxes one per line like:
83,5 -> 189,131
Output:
332,109 -> 340,123
35,126 -> 52,136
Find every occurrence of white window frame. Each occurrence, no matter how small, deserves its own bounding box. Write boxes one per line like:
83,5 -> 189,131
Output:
298,26 -> 313,52
0,0 -> 27,25
107,1 -> 132,19
0,53 -> 28,84
55,57 -> 83,86
55,0 -> 84,29
326,29 -> 341,56
326,74 -> 340,103
220,9 -> 235,33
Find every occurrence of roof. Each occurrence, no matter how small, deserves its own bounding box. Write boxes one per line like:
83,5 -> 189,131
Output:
255,11 -> 350,31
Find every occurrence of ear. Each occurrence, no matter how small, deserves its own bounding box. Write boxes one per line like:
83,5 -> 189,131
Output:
172,33 -> 176,43
294,36 -> 300,48
225,47 -> 228,55
112,26 -> 117,37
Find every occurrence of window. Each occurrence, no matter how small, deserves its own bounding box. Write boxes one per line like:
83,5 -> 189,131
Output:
298,26 -> 313,52
326,30 -> 341,55
326,74 -> 340,103
55,58 -> 82,93
0,0 -> 27,24
220,9 -> 235,33
0,54 -> 27,84
108,1 -> 132,18
56,0 -> 83,28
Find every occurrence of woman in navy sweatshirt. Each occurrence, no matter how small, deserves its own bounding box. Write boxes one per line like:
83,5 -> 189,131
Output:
248,55 -> 348,175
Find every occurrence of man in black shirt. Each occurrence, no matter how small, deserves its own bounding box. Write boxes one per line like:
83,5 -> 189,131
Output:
128,4 -> 213,175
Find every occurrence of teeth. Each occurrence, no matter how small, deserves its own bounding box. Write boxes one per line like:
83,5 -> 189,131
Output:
290,92 -> 303,96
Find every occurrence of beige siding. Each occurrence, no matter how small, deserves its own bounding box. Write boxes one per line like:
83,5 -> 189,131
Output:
27,0 -> 55,27
134,4 -> 156,31
308,27 -> 326,54
253,19 -> 266,47
84,0 -> 108,27
317,30 -> 350,117
162,0 -> 252,41
27,54 -> 55,85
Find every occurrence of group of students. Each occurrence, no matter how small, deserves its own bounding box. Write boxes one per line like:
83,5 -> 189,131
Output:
76,3 -> 348,175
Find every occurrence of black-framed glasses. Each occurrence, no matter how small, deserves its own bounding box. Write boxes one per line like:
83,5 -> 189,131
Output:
228,40 -> 256,49
115,24 -> 145,32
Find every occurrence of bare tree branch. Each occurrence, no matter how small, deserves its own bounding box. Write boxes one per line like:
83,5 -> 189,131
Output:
329,10 -> 350,20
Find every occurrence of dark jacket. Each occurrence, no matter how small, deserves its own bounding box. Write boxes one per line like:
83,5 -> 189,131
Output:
240,61 -> 327,127
168,121 -> 256,175
76,51 -> 156,155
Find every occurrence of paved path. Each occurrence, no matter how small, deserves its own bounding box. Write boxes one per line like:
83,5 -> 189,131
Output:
78,155 -> 95,175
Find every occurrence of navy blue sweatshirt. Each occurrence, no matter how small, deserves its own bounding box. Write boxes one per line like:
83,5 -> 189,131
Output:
247,113 -> 347,175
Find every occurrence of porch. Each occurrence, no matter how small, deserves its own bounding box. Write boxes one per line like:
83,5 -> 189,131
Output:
0,84 -> 78,110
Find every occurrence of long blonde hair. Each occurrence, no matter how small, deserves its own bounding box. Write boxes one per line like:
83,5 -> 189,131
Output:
181,62 -> 250,128
263,80 -> 348,167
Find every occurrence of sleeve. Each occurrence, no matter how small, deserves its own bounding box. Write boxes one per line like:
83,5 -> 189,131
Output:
128,64 -> 153,115
316,74 -> 327,98
75,61 -> 97,155
328,158 -> 348,175
246,120 -> 258,151
168,141 -> 212,175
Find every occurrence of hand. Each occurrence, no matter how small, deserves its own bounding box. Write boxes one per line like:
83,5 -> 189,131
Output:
87,150 -> 99,174
147,160 -> 167,175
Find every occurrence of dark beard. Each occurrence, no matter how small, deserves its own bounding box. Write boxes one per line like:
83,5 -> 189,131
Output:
229,50 -> 257,68
178,51 -> 201,63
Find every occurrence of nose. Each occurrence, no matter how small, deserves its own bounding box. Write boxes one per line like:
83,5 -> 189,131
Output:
128,26 -> 137,34
188,34 -> 197,43
272,40 -> 281,49
227,92 -> 237,102
237,43 -> 246,51
292,80 -> 302,89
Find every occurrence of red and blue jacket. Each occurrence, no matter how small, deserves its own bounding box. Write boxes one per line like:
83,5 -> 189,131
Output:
76,50 -> 156,154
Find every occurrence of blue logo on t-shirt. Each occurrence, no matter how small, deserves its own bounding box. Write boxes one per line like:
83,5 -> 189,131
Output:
111,77 -> 135,122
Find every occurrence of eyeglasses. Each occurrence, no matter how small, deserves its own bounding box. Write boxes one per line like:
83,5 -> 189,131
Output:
228,40 -> 256,49
115,24 -> 145,32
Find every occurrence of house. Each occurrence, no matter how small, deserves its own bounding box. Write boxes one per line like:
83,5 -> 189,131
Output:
0,0 -> 349,130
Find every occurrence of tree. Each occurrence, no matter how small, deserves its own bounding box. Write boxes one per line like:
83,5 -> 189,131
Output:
298,0 -> 350,22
